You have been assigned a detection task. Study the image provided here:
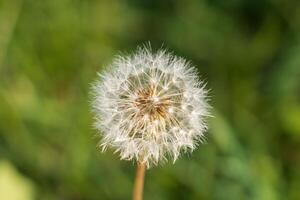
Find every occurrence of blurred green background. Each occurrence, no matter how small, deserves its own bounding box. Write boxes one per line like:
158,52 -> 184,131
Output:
0,0 -> 300,199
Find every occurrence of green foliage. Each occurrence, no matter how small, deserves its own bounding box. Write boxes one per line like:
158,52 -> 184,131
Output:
0,0 -> 300,199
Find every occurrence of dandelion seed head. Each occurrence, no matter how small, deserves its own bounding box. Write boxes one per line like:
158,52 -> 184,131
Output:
91,45 -> 210,167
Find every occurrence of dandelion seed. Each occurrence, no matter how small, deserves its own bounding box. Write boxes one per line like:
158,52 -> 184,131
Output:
168,107 -> 174,113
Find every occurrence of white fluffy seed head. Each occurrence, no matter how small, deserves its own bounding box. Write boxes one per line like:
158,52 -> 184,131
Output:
91,46 -> 210,167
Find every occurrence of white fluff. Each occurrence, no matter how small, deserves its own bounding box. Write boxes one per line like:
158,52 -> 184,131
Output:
91,46 -> 210,167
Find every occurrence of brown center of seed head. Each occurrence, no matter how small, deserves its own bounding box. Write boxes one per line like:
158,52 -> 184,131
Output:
134,85 -> 171,122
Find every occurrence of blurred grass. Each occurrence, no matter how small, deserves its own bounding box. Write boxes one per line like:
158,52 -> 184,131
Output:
0,160 -> 35,200
0,0 -> 300,199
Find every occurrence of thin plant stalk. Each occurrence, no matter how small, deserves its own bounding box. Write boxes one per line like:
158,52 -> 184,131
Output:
133,162 -> 146,200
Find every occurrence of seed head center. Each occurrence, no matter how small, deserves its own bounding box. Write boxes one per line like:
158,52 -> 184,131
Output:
134,86 -> 170,121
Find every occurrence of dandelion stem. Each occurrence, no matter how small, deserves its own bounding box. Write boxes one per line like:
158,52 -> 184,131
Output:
133,162 -> 146,200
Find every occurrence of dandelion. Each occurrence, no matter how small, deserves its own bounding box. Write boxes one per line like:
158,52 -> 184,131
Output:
91,45 -> 210,200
